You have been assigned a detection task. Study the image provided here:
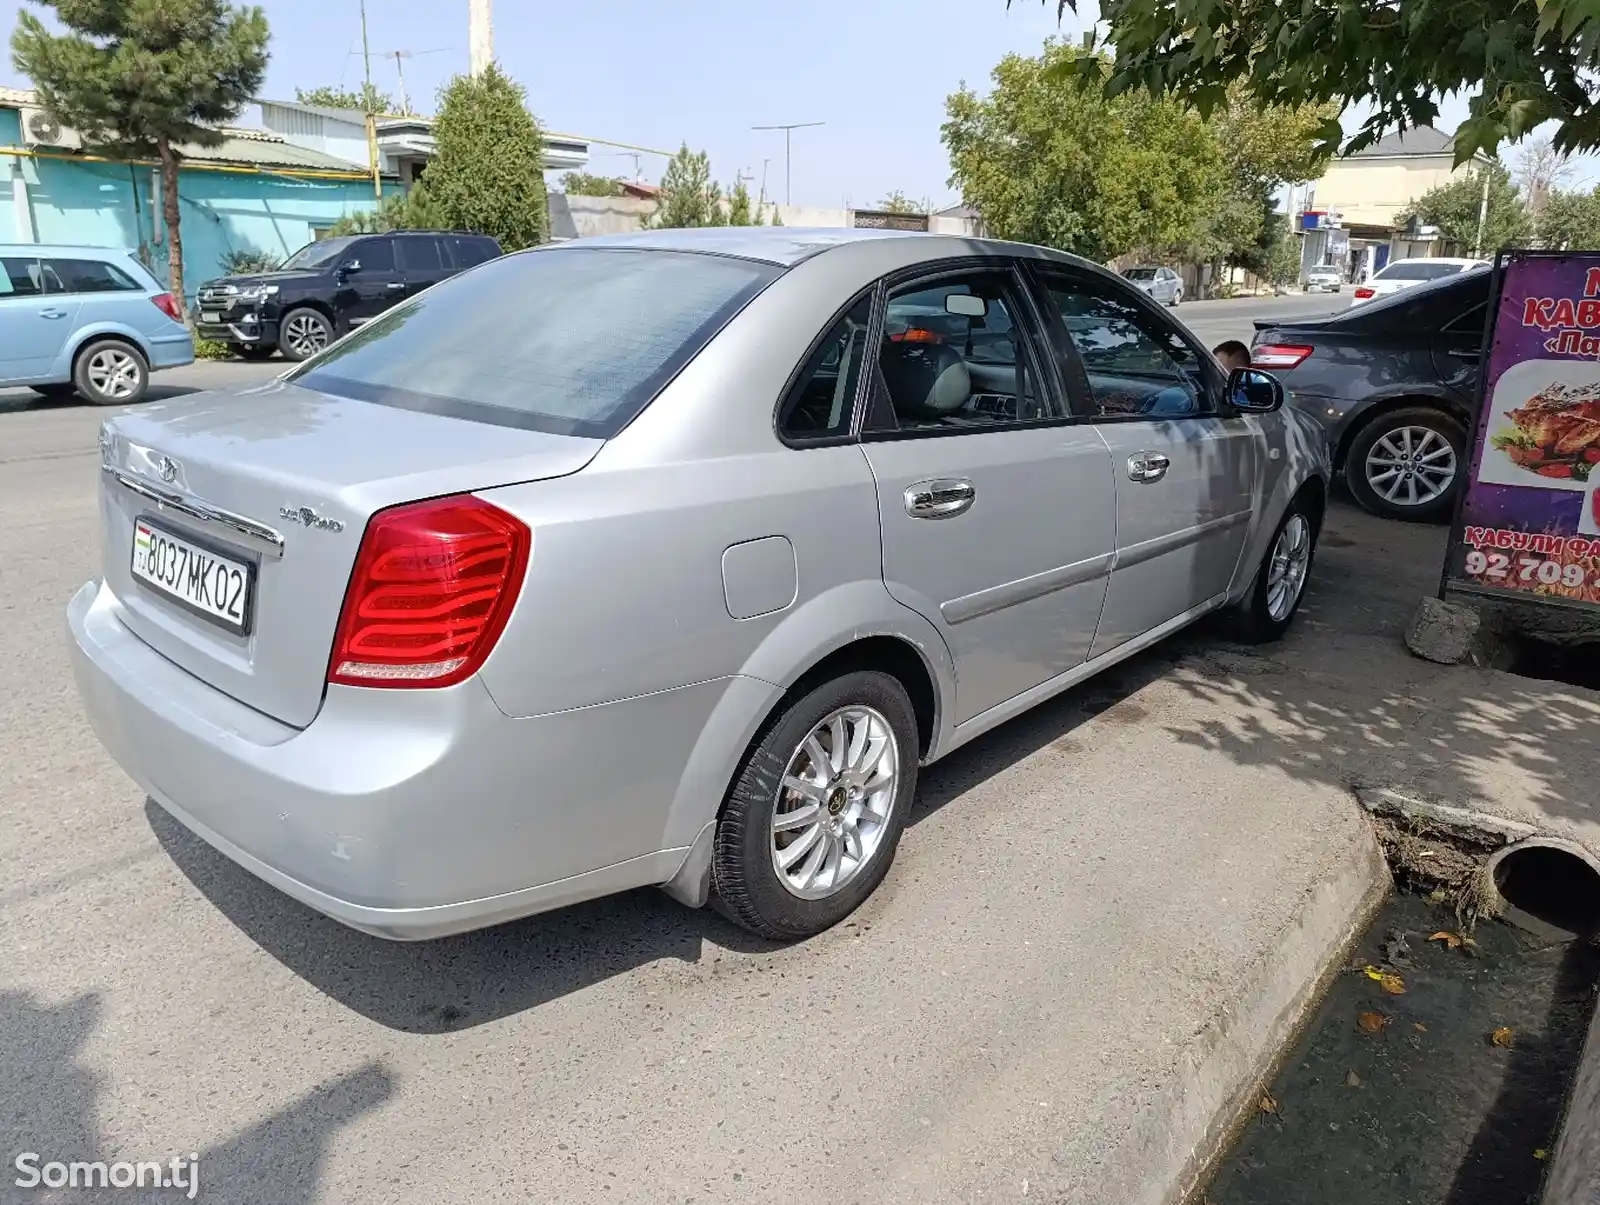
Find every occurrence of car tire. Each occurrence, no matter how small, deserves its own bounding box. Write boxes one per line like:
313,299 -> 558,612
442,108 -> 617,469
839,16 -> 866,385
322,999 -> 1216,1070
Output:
712,670 -> 919,941
73,339 -> 149,406
1344,406 -> 1466,523
29,383 -> 77,400
277,308 -> 334,361
236,345 -> 276,361
1229,496 -> 1320,643
1169,289 -> 1181,307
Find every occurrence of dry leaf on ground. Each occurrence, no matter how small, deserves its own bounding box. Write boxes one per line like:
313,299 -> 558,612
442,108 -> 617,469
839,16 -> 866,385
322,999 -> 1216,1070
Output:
1259,1092 -> 1278,1115
1345,1070 -> 1362,1088
1430,931 -> 1463,949
1534,1149 -> 1549,1160
1380,973 -> 1407,995
1414,1022 -> 1429,1033
1357,1011 -> 1389,1034
1491,1027 -> 1515,1048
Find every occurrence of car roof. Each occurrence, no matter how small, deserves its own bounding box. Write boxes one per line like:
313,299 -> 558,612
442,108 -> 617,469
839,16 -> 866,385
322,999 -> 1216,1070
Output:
0,243 -> 142,258
1380,256 -> 1483,267
566,225 -> 1096,271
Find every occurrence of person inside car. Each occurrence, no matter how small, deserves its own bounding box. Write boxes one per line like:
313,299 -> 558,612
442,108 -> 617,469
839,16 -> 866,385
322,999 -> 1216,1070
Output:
1213,340 -> 1252,372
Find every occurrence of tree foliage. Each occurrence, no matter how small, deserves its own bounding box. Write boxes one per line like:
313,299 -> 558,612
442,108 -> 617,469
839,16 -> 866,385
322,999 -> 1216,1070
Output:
1513,137 -> 1575,217
943,44 -> 1224,263
1537,189 -> 1600,250
325,188 -> 433,237
560,171 -> 623,197
1264,218 -> 1302,288
877,191 -> 930,215
1042,0 -> 1600,164
296,83 -> 393,114
650,145 -> 725,228
727,179 -> 757,226
13,0 -> 270,312
1398,162 -> 1533,256
418,64 -> 548,250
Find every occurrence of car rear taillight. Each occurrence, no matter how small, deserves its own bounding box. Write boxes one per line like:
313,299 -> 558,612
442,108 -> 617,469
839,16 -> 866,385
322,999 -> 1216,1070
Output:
1251,343 -> 1315,370
1353,286 -> 1375,299
328,495 -> 530,689
150,292 -> 182,321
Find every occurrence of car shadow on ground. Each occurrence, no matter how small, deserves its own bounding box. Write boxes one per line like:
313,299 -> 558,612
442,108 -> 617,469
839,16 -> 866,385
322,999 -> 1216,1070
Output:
147,642 -> 1187,1035
0,988 -> 392,1205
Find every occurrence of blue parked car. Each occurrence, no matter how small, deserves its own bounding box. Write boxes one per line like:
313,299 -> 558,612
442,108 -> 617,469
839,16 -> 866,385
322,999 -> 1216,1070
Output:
0,244 -> 194,405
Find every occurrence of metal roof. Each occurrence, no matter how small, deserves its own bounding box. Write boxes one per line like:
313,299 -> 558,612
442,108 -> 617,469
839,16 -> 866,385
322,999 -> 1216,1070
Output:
1345,126 -> 1457,159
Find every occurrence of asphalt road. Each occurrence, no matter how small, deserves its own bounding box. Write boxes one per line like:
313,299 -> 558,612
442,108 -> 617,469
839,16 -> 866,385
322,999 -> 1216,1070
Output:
0,295 -> 1376,1205
1169,290 -> 1346,350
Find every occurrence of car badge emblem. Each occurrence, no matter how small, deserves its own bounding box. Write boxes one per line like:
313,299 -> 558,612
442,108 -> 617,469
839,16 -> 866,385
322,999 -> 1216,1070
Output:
279,505 -> 345,533
156,455 -> 179,483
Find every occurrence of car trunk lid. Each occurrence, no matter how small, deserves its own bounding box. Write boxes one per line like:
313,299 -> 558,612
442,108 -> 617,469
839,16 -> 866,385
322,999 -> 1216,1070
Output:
99,380 -> 601,728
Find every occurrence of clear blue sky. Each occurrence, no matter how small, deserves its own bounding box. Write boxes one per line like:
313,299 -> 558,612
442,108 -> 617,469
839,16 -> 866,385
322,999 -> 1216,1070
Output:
1,0 -> 1587,204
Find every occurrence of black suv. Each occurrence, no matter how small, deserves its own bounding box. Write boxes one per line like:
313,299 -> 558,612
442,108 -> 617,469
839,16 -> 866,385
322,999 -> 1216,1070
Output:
195,230 -> 502,361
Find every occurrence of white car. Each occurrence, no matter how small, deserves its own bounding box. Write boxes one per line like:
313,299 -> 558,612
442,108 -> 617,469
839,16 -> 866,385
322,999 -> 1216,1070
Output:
1304,266 -> 1343,293
1349,258 -> 1487,307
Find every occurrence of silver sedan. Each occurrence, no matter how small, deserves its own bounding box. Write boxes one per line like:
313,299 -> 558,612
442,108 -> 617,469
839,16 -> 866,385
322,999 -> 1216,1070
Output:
70,228 -> 1329,942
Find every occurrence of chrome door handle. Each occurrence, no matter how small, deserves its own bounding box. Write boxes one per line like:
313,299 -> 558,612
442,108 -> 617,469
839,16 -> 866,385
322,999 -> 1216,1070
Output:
904,478 -> 976,519
1127,452 -> 1171,483
38,309 -> 66,319
385,282 -> 406,290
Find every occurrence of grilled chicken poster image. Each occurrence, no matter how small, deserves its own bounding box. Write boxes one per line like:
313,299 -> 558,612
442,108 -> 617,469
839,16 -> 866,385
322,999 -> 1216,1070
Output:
1451,253 -> 1600,607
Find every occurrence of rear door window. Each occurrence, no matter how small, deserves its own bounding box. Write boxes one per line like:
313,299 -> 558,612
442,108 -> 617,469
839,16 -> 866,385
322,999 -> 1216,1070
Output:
398,237 -> 444,273
778,294 -> 873,442
42,258 -> 141,294
291,247 -> 780,437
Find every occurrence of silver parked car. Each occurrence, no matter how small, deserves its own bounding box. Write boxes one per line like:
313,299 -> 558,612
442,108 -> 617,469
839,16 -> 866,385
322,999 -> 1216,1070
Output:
1121,264 -> 1183,306
70,228 -> 1329,942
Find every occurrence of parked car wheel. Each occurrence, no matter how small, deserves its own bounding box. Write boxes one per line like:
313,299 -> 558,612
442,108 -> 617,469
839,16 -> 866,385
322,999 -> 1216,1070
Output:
1231,498 -> 1319,643
73,339 -> 149,406
1169,288 -> 1182,307
712,670 -> 919,940
278,308 -> 334,361
1344,406 -> 1465,523
29,383 -> 77,400
235,345 -> 276,362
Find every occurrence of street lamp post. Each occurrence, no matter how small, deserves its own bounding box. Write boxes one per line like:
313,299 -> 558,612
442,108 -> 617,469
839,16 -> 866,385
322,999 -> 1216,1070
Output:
752,121 -> 824,208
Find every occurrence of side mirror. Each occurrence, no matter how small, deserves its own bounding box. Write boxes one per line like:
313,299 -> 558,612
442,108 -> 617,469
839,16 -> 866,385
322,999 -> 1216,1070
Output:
1228,367 -> 1284,414
338,258 -> 361,275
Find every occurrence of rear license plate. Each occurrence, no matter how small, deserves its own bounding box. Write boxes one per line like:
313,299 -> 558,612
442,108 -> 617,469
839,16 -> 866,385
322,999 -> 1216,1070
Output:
201,311 -> 221,323
131,519 -> 253,634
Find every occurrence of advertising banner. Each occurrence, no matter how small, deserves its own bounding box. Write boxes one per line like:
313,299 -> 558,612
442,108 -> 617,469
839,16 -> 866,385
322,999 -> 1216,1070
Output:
1445,251 -> 1600,610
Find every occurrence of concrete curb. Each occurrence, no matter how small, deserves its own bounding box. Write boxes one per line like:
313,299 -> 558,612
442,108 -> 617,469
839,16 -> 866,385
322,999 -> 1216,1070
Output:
1545,974 -> 1600,1205
1118,814 -> 1391,1205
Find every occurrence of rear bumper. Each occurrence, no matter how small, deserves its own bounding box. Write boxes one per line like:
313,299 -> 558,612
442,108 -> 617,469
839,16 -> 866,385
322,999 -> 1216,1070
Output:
67,579 -> 714,939
149,332 -> 195,370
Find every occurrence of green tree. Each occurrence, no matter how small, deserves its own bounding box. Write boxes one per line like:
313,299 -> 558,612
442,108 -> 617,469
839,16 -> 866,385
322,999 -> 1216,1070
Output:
296,83 -> 393,114
13,0 -> 270,315
560,171 -> 623,197
1042,0 -> 1600,163
1264,219 -> 1302,289
1399,162 -> 1533,256
727,179 -> 756,226
650,145 -> 725,228
419,64 -> 548,250
1537,188 -> 1600,250
877,191 -> 929,215
943,44 -> 1224,263
326,187 -> 435,237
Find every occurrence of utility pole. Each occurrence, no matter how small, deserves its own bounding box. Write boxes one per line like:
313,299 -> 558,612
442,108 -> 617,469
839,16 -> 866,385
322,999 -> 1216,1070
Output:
1474,163 -> 1492,258
752,121 -> 824,206
391,51 -> 411,115
469,0 -> 493,76
360,0 -> 380,198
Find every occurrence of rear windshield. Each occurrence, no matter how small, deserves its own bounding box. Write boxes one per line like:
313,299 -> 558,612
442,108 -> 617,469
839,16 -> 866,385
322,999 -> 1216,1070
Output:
1375,261 -> 1465,282
289,247 -> 781,437
1122,268 -> 1157,281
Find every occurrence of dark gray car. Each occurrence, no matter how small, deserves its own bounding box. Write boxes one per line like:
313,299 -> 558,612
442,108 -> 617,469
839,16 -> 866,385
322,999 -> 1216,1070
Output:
1251,267 -> 1489,522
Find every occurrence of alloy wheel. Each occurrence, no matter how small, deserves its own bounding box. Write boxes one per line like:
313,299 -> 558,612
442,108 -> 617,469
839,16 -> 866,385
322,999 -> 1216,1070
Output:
770,706 -> 900,900
284,314 -> 330,357
86,348 -> 141,400
1364,425 -> 1457,507
1266,514 -> 1312,621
